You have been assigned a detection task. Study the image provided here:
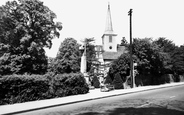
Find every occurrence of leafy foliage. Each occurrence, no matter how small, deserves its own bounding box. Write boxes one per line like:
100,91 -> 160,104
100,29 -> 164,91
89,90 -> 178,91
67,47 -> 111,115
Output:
109,38 -> 180,86
154,37 -> 176,54
154,37 -> 177,74
0,0 -> 62,75
51,73 -> 89,97
0,73 -> 89,105
85,38 -> 96,73
55,38 -> 80,74
104,74 -> 113,84
132,38 -> 173,84
91,75 -> 100,88
172,45 -> 184,75
108,53 -> 137,82
153,38 -> 184,75
0,74 -> 50,105
133,38 -> 168,76
112,72 -> 124,89
47,57 -> 56,72
54,37 -> 96,74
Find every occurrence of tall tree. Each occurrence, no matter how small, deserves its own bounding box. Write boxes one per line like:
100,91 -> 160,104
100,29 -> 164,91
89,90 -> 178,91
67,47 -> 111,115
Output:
0,0 -> 62,75
108,53 -> 138,82
55,38 -> 80,74
154,37 -> 178,74
132,38 -> 169,84
47,57 -> 56,72
154,37 -> 176,54
84,38 -> 96,73
172,45 -> 184,75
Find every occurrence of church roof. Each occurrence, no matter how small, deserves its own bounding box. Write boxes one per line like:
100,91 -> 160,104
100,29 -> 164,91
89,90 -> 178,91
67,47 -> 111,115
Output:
103,45 -> 128,60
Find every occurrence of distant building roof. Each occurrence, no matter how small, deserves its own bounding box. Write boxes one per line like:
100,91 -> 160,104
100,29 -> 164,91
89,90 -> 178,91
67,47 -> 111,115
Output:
103,45 -> 128,60
103,52 -> 121,60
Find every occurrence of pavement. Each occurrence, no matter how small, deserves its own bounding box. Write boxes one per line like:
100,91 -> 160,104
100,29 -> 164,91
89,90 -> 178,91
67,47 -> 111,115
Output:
1,82 -> 184,115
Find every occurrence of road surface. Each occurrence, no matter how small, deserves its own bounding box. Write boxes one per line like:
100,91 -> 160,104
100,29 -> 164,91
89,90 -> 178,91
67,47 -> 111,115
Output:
19,85 -> 184,115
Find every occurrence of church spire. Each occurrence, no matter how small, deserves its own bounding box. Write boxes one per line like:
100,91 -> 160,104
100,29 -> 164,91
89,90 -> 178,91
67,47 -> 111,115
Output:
105,2 -> 113,33
102,3 -> 117,52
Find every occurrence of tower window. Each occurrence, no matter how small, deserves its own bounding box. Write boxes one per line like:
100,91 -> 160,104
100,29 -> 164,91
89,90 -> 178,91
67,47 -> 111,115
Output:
109,36 -> 112,42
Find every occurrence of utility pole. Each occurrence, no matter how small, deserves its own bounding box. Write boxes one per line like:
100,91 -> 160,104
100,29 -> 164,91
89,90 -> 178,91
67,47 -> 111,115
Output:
128,9 -> 135,88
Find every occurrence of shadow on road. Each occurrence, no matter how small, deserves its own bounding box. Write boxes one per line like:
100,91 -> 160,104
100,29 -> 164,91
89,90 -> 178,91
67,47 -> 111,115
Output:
76,107 -> 184,115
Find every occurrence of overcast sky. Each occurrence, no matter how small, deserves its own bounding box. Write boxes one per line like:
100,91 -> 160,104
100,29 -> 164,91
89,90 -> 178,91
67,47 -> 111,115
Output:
1,0 -> 184,57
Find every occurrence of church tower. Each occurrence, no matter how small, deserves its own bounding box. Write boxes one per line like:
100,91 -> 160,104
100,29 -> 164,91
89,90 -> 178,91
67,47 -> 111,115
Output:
102,3 -> 117,52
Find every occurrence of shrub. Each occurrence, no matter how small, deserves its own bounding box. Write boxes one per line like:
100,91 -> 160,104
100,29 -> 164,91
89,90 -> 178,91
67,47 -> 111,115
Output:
52,73 -> 89,97
104,74 -> 113,84
112,73 -> 124,89
0,74 -> 49,105
0,73 -> 89,105
92,75 -> 100,88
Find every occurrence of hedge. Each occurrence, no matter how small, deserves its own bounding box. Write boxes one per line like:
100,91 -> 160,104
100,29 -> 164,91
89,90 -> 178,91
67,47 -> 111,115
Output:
51,73 -> 89,97
0,74 -> 49,105
0,73 -> 89,105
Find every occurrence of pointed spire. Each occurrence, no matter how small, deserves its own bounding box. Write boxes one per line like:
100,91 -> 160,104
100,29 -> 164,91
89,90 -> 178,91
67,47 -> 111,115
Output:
108,2 -> 110,9
105,2 -> 113,33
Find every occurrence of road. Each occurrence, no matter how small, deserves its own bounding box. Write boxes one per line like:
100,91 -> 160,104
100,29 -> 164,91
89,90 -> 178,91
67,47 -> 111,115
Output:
19,85 -> 184,115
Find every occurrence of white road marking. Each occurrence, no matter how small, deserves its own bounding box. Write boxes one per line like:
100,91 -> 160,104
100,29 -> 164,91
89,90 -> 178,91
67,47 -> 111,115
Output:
137,101 -> 151,108
138,103 -> 150,108
170,96 -> 176,98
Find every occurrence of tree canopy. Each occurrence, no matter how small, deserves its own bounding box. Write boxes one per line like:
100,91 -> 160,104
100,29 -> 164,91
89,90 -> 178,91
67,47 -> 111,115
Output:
0,0 -> 62,75
108,38 -> 179,85
54,38 -> 80,74
53,37 -> 97,74
132,38 -> 164,75
84,38 -> 96,73
172,45 -> 184,75
108,53 -> 137,82
153,37 -> 177,74
154,37 -> 176,54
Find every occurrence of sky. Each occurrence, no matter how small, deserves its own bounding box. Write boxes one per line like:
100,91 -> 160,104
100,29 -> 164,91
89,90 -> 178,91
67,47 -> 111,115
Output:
0,0 -> 184,57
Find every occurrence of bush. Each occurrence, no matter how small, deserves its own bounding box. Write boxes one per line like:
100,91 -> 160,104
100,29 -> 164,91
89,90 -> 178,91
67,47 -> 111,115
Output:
0,74 -> 49,105
104,74 -> 113,84
51,73 -> 89,97
112,73 -> 124,89
91,75 -> 100,88
0,73 -> 89,105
